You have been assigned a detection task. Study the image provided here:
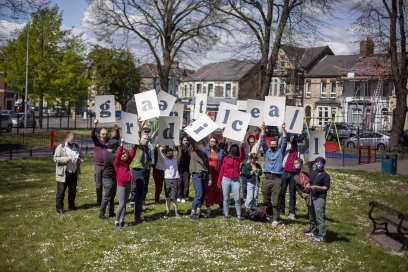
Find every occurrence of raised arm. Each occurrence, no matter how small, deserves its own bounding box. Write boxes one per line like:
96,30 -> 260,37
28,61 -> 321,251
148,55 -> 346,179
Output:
259,122 -> 268,153
238,142 -> 245,162
278,123 -> 288,153
113,121 -> 120,140
91,119 -> 99,143
114,145 -> 124,167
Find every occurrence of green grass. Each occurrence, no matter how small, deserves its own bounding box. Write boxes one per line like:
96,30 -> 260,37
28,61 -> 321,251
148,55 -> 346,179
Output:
1,155 -> 408,271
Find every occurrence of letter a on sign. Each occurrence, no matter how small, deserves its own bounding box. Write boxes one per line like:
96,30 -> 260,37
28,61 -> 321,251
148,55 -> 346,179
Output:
157,90 -> 177,116
134,89 -> 161,121
121,112 -> 139,144
264,96 -> 285,126
95,95 -> 115,123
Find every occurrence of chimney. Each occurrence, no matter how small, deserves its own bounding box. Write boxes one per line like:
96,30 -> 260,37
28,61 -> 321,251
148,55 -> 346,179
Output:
360,37 -> 374,58
171,60 -> 179,69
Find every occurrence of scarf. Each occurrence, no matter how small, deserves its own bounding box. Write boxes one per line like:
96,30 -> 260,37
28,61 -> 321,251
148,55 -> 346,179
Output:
140,145 -> 151,164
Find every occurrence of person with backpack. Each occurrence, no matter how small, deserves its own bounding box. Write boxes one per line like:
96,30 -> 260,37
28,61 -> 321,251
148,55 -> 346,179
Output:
217,143 -> 245,222
242,153 -> 263,212
306,157 -> 331,242
260,122 -> 287,227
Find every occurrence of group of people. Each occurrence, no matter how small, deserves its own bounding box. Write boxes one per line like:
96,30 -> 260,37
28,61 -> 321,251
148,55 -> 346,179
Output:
53,118 -> 331,242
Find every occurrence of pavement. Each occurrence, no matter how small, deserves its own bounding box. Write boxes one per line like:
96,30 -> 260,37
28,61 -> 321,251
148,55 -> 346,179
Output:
326,159 -> 408,176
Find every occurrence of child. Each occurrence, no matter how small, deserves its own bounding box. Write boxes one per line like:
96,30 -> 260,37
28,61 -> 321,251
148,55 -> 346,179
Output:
113,138 -> 137,229
158,146 -> 181,218
243,153 -> 263,211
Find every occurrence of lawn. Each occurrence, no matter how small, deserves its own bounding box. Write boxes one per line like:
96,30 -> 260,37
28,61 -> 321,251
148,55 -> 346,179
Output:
0,155 -> 407,271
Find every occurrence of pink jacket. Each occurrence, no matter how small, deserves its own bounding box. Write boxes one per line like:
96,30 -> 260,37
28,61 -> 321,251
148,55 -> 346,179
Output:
217,145 -> 245,186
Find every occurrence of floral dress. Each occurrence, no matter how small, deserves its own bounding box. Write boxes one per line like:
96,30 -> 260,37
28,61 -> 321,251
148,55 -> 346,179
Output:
203,150 -> 224,207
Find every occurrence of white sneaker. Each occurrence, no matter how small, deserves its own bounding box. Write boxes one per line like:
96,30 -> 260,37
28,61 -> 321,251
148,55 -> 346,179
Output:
177,198 -> 181,203
289,213 -> 296,220
181,198 -> 185,203
272,221 -> 279,227
206,207 -> 211,214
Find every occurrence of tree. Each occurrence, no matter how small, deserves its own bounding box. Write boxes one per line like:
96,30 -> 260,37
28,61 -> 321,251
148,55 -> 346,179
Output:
0,6 -> 88,128
85,0 -> 224,93
351,0 -> 407,147
216,0 -> 335,100
88,45 -> 141,112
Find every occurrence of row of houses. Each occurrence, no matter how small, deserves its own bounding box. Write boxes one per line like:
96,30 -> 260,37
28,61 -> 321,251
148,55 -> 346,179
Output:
130,37 -> 406,131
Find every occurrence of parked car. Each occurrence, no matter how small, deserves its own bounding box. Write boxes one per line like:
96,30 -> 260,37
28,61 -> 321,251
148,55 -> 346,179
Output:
324,122 -> 358,141
82,109 -> 95,117
345,132 -> 390,151
10,113 -> 36,128
42,107 -> 49,114
1,110 -> 16,115
30,106 -> 40,111
54,108 -> 70,116
0,114 -> 13,132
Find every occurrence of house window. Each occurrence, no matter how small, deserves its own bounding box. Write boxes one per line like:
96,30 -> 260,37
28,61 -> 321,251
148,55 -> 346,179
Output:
279,79 -> 285,94
269,79 -> 278,96
321,82 -> 327,98
330,82 -> 336,98
197,84 -> 202,94
184,84 -> 187,97
225,83 -> 231,97
280,57 -> 285,67
354,81 -> 369,97
208,84 -> 214,97
305,82 -> 311,98
318,106 -> 329,126
352,108 -> 362,124
189,84 -> 193,97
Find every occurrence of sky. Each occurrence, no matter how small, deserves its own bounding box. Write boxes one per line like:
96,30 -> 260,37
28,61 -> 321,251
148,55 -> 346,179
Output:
0,0 -> 364,69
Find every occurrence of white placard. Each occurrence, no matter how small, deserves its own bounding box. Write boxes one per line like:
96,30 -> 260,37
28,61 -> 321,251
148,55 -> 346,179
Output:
121,112 -> 139,144
134,89 -> 161,121
184,114 -> 218,142
223,110 -> 251,142
193,94 -> 208,119
215,102 -> 238,128
95,95 -> 115,123
264,96 -> 285,126
309,131 -> 326,162
169,103 -> 184,130
157,116 -> 180,146
285,106 -> 305,133
157,90 -> 177,116
246,99 -> 265,126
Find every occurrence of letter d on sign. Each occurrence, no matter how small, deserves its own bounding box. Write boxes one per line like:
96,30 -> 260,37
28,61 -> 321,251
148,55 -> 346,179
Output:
163,122 -> 175,139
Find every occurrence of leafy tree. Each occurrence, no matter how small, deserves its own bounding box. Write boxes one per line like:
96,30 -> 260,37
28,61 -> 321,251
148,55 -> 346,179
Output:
0,5 -> 88,128
350,0 -> 407,147
216,0 -> 335,100
86,0 -> 224,93
88,45 -> 141,112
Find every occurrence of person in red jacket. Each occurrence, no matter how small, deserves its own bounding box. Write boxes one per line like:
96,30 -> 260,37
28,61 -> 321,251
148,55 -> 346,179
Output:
113,138 -> 137,229
217,142 -> 245,221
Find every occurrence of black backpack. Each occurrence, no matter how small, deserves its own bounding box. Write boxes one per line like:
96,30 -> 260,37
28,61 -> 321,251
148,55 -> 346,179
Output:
247,206 -> 268,222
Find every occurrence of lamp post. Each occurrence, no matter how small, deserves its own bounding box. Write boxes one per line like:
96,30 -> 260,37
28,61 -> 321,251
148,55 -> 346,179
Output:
24,22 -> 30,130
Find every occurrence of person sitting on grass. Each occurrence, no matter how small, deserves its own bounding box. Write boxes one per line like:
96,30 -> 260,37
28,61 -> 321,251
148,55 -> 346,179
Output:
157,146 -> 181,218
243,153 -> 263,213
113,138 -> 137,229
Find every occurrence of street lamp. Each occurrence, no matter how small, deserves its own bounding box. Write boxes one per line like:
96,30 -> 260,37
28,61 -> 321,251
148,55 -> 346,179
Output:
24,22 -> 30,130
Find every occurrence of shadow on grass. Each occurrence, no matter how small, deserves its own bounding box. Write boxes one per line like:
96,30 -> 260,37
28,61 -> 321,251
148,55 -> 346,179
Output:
325,229 -> 352,243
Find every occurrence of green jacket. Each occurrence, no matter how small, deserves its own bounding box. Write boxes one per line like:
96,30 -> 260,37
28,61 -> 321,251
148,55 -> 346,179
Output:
242,162 -> 263,183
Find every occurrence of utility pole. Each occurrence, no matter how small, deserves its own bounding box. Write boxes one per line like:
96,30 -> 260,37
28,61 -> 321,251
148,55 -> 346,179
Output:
24,22 -> 30,130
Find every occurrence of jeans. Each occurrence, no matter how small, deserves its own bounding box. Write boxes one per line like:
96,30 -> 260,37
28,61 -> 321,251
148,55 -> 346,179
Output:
222,177 -> 241,216
280,171 -> 296,215
245,181 -> 259,209
100,178 -> 117,216
241,174 -> 247,200
191,172 -> 209,211
153,168 -> 164,202
262,175 -> 282,221
308,197 -> 327,238
93,164 -> 104,204
178,170 -> 190,198
56,172 -> 77,210
116,184 -> 131,223
131,168 -> 150,218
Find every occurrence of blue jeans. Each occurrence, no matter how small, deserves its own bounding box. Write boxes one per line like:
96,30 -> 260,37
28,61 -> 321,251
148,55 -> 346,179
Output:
241,174 -> 247,200
308,197 -> 327,238
245,181 -> 259,209
191,172 -> 209,211
222,177 -> 241,216
131,168 -> 150,218
280,171 -> 296,215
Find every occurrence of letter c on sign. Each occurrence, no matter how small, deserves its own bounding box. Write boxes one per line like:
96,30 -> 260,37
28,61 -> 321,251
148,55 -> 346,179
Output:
232,120 -> 243,131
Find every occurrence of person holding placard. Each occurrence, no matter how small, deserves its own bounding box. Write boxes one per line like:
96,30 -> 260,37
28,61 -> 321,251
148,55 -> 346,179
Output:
91,119 -> 120,207
260,122 -> 287,227
217,143 -> 245,221
152,145 -> 166,204
202,136 -> 226,215
280,130 -> 309,220
242,153 -> 263,211
241,133 -> 261,203
177,135 -> 192,203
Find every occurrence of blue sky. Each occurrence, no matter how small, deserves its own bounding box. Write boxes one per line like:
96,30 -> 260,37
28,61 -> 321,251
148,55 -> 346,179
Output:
50,0 -> 90,28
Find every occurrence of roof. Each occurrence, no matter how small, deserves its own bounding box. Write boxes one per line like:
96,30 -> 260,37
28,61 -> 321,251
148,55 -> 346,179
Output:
139,63 -> 195,79
281,45 -> 334,69
307,54 -> 360,77
349,54 -> 396,77
182,60 -> 257,82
